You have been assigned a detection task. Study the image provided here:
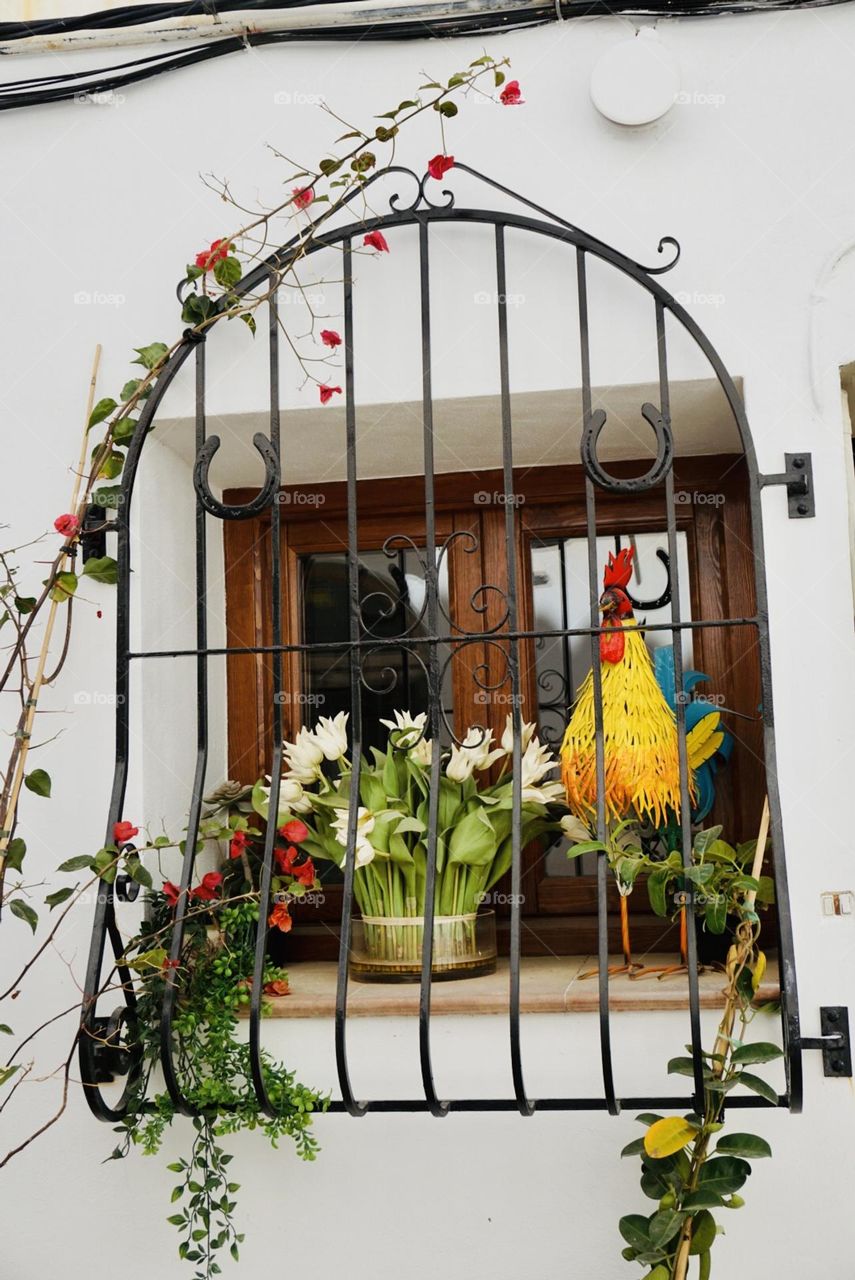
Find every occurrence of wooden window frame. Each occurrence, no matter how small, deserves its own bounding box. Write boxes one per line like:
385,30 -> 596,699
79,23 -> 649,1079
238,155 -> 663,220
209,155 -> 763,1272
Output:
223,453 -> 762,960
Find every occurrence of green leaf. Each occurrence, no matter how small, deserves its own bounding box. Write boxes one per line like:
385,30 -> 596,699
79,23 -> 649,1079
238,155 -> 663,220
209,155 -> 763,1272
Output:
735,1071 -> 778,1105
693,825 -> 723,854
494,69 -> 506,87
88,397 -> 118,429
697,1156 -> 751,1196
666,1056 -> 697,1078
715,1132 -> 771,1159
128,860 -> 153,889
45,887 -> 74,910
49,571 -> 78,602
10,900 -> 37,932
0,1025 -> 12,1035
5,838 -> 26,872
644,1116 -> 698,1158
171,1186 -> 183,1202
645,1269 -> 670,1280
240,312 -> 256,337
436,100 -> 458,117
0,1064 -> 20,1087
621,1136 -> 646,1158
120,379 -> 144,401
111,417 -> 137,446
318,158 -> 341,175
82,556 -> 118,585
680,1190 -> 725,1210
213,255 -> 242,289
166,1214 -> 185,1227
647,868 -> 670,917
14,596 -> 36,614
133,342 -> 168,370
24,768 -> 51,798
636,1113 -> 664,1127
181,294 -> 217,327
730,1042 -> 783,1065
618,1215 -> 651,1251
688,1209 -> 717,1256
58,854 -> 94,872
704,895 -> 727,934
649,1208 -> 684,1249
97,451 -> 124,481
565,840 -> 608,858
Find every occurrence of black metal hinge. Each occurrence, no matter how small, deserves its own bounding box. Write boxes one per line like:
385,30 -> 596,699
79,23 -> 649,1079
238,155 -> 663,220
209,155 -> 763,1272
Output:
759,453 -> 814,518
80,502 -> 113,561
802,1007 -> 851,1077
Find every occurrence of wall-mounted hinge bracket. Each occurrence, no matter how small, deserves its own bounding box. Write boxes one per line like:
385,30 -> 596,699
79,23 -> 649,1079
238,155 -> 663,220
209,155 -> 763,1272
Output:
759,453 -> 814,518
90,1007 -> 132,1083
80,502 -> 114,561
802,1006 -> 851,1077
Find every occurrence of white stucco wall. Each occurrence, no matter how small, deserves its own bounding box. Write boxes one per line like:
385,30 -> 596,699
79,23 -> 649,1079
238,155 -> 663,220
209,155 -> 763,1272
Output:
2,10 -> 855,1279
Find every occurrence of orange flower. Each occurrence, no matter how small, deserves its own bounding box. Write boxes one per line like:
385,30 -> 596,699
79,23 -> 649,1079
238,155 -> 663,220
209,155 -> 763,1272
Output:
263,978 -> 291,996
268,900 -> 293,933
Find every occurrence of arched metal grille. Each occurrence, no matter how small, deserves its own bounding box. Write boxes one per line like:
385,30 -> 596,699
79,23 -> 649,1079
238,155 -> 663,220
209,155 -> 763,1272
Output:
80,164 -> 805,1122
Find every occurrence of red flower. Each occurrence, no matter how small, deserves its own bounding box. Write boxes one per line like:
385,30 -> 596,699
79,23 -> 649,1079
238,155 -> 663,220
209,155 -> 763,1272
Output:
363,230 -> 389,253
229,829 -> 250,860
194,238 -> 232,272
275,844 -> 316,886
268,900 -> 293,933
320,329 -> 342,348
499,80 -> 524,106
279,819 -> 309,845
113,820 -> 139,845
427,154 -> 454,180
263,977 -> 291,996
161,956 -> 180,971
191,871 -> 223,902
162,881 -> 181,908
319,385 -> 342,405
292,187 -> 314,210
54,513 -> 80,538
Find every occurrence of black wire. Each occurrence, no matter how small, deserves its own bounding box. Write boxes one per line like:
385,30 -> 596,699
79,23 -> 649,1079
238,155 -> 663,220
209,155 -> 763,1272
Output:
0,0 -> 851,111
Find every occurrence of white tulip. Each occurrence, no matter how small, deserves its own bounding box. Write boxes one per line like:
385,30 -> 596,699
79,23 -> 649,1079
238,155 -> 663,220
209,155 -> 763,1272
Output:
500,713 -> 537,756
280,777 -> 313,815
312,711 -> 350,762
446,727 -> 504,782
332,806 -> 376,867
380,709 -> 427,749
284,726 -> 325,783
560,813 -> 592,843
410,735 -> 433,767
519,736 -> 565,805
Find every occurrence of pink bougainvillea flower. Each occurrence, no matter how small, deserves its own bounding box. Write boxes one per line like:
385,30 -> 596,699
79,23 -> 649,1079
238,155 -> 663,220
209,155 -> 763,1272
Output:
191,871 -> 223,902
292,187 -> 314,210
427,154 -> 454,180
363,230 -> 389,253
263,977 -> 291,996
278,819 -> 309,844
320,329 -> 342,349
319,384 -> 342,405
499,80 -> 524,106
113,820 -> 139,845
194,238 -> 232,271
229,829 -> 250,860
161,956 -> 180,971
269,900 -> 293,933
162,881 -> 181,908
54,513 -> 80,538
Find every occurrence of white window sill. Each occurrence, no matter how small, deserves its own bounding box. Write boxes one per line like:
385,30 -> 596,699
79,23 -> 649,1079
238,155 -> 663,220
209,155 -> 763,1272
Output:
258,955 -> 779,1019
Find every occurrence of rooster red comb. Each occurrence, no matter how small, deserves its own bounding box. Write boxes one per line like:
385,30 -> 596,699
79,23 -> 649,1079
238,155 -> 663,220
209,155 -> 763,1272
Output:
602,547 -> 634,591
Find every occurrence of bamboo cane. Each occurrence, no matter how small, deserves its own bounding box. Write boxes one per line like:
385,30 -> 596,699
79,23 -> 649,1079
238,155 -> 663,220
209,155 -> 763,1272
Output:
0,346 -> 101,886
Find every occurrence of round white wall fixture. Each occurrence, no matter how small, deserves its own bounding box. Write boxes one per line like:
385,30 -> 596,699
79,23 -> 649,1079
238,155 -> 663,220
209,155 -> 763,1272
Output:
590,30 -> 680,127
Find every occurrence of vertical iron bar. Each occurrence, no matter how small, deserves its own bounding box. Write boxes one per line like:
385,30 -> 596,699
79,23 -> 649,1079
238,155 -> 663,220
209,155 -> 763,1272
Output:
334,240 -> 367,1117
417,220 -> 448,1118
159,338 -> 210,1114
496,226 -> 533,1115
557,537 -> 581,877
657,299 -> 705,1107
576,248 -> 619,1115
250,282 -> 284,1114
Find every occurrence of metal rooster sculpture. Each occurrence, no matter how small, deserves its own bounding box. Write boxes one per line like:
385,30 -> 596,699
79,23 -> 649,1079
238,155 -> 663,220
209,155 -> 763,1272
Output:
560,546 -> 725,975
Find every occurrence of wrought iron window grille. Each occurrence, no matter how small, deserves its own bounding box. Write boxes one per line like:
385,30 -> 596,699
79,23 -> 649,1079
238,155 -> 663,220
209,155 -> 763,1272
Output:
80,162 -> 838,1126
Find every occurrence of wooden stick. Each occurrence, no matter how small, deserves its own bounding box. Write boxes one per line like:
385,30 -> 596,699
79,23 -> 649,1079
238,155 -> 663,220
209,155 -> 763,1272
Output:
0,346 -> 101,880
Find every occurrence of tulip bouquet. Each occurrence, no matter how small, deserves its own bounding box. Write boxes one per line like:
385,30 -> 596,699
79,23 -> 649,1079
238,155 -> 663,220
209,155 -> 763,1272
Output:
251,709 -> 567,976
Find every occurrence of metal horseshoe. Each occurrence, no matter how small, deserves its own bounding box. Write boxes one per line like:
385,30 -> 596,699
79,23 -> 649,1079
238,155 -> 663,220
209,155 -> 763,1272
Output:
581,403 -> 674,494
193,432 -> 280,520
